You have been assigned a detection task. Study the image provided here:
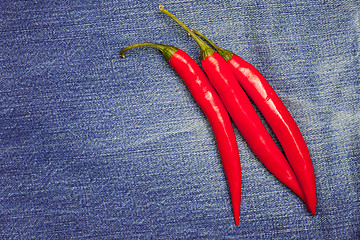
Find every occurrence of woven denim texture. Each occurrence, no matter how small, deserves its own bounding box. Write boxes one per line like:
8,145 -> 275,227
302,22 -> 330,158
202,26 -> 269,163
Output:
1,0 -> 359,239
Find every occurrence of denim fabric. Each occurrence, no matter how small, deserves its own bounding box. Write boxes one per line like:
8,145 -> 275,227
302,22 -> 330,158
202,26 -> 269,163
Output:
1,0 -> 359,239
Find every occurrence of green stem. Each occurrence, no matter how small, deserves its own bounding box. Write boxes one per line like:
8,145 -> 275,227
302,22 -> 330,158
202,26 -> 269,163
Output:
159,4 -> 214,60
120,42 -> 177,61
192,29 -> 235,62
191,29 -> 221,51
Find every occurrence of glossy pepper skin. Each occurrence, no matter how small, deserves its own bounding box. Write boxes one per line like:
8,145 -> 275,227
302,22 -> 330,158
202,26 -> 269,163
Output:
193,30 -> 316,215
120,43 -> 242,226
159,5 -> 305,203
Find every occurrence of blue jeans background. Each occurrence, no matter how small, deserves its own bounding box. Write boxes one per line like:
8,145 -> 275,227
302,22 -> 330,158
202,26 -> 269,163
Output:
1,0 -> 359,239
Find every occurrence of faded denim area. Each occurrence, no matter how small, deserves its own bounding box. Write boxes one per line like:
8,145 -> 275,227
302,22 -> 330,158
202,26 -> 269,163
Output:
1,0 -> 359,239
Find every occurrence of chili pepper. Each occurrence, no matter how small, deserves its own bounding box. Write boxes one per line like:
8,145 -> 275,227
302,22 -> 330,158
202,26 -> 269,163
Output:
159,5 -> 306,204
190,30 -> 316,215
120,42 -> 242,225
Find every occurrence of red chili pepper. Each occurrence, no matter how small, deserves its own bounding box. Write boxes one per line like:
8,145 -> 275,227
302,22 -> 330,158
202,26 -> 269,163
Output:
159,5 -> 306,204
120,42 -> 242,225
191,30 -> 316,215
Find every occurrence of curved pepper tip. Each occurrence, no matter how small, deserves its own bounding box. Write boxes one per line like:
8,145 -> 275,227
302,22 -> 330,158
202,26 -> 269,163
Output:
309,207 -> 316,216
233,205 -> 240,226
234,217 -> 239,226
306,201 -> 316,216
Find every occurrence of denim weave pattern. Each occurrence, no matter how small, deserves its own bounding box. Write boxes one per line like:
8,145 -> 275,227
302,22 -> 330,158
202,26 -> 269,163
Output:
1,0 -> 359,239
